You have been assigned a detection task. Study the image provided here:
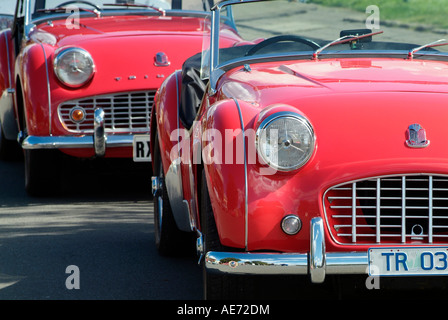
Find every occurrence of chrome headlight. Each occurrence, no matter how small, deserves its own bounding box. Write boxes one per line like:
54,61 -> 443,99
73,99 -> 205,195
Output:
54,48 -> 95,87
256,112 -> 315,172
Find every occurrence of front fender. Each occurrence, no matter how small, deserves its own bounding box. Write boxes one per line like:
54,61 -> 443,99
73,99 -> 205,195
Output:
16,42 -> 52,136
202,98 -> 260,249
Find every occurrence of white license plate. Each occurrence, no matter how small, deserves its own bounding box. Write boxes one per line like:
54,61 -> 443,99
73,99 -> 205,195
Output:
369,247 -> 448,276
133,135 -> 151,162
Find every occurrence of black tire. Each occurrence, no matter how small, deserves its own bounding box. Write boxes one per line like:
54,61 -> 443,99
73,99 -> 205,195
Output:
0,124 -> 21,161
153,134 -> 194,256
24,149 -> 61,196
201,169 -> 253,300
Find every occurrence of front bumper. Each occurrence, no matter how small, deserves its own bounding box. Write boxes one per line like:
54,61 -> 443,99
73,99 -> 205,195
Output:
204,217 -> 368,283
21,108 -> 134,157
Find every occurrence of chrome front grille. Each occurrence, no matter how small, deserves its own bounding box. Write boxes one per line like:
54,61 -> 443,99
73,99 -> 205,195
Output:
58,91 -> 156,133
323,175 -> 448,245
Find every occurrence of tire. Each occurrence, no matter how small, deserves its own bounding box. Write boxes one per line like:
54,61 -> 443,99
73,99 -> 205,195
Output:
24,149 -> 61,196
153,133 -> 194,256
201,169 -> 252,300
0,124 -> 20,161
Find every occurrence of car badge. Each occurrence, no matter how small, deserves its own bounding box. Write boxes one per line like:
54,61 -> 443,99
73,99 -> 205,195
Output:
154,52 -> 170,67
406,123 -> 430,148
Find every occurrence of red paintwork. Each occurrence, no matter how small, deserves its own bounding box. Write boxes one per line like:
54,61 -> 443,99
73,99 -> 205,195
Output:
155,55 -> 448,253
0,12 -> 217,158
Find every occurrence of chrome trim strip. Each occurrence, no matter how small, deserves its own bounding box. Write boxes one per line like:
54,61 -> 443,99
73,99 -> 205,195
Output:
401,176 -> 406,243
205,217 -> 368,281
352,182 -> 357,243
429,175 -> 433,243
217,50 -> 448,74
38,42 -> 52,136
21,134 -> 133,149
376,178 -> 381,243
233,98 -> 248,250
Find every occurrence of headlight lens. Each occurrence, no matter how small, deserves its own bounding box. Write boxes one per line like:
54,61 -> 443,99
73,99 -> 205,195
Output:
54,48 -> 95,87
257,112 -> 314,172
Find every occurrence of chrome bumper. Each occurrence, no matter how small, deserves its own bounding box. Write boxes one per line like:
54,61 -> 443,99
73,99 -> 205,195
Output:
21,108 -> 134,157
204,217 -> 368,283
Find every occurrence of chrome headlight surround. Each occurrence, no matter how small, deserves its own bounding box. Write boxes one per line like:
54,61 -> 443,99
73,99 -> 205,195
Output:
54,47 -> 95,88
256,111 -> 315,172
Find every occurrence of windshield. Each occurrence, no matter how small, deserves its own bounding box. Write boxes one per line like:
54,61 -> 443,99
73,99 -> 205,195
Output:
30,0 -> 212,21
0,0 -> 15,30
204,0 -> 448,74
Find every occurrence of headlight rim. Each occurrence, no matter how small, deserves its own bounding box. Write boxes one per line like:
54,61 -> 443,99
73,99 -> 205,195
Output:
256,111 -> 315,172
54,47 -> 95,88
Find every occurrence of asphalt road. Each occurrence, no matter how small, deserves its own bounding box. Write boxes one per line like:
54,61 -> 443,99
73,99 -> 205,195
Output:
0,156 -> 202,300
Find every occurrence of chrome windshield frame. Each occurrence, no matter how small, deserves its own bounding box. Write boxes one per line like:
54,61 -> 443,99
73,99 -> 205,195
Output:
208,0 -> 263,93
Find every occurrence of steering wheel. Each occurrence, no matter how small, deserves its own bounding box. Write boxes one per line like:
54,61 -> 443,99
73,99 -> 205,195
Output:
246,35 -> 321,56
56,0 -> 101,11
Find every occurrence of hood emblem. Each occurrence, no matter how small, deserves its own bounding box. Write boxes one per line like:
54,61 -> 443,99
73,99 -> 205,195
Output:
406,123 -> 430,148
154,52 -> 170,67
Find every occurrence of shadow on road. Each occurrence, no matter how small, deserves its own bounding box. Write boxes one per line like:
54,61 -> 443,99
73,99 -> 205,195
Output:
0,156 -> 203,300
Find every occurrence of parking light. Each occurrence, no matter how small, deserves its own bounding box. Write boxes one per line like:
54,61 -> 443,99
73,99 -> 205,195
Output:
281,215 -> 302,235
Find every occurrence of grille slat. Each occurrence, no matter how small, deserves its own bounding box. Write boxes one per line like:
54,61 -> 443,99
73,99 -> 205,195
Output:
324,174 -> 448,245
58,90 -> 156,133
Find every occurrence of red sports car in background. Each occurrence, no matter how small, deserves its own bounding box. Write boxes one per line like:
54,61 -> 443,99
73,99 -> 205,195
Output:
152,0 -> 448,299
0,0 -> 221,195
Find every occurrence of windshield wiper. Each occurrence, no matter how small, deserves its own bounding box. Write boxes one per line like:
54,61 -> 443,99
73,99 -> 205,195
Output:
313,30 -> 384,60
103,3 -> 166,16
408,39 -> 448,58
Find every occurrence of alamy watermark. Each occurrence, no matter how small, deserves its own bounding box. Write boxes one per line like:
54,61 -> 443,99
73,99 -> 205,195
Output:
365,266 -> 380,290
366,5 -> 380,30
65,5 -> 80,29
65,265 -> 80,290
170,124 -> 279,176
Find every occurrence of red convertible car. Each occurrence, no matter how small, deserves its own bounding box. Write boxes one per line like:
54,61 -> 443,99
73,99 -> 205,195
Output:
152,0 -> 448,299
0,0 -> 219,195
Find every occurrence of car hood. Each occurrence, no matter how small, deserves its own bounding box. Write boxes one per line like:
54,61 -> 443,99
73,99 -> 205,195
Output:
32,14 -> 209,98
31,14 -> 208,47
220,57 -> 448,179
221,57 -> 448,103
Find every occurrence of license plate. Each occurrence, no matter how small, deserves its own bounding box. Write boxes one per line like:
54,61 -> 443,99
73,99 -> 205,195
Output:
368,247 -> 448,276
133,135 -> 151,162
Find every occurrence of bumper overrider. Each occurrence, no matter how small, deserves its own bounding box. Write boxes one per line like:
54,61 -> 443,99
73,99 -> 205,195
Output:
204,217 -> 368,283
21,108 -> 132,156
